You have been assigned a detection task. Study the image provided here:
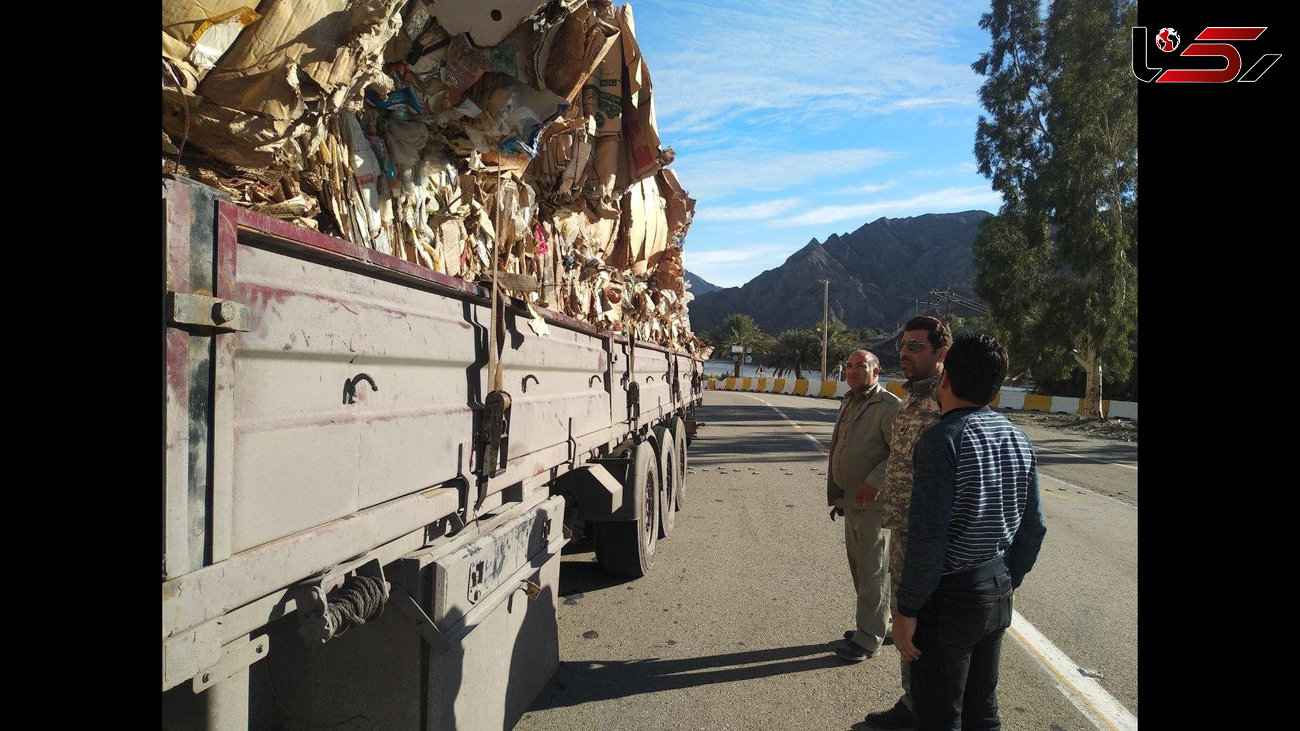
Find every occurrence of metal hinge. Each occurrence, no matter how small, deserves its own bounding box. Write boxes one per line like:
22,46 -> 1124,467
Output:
168,291 -> 250,332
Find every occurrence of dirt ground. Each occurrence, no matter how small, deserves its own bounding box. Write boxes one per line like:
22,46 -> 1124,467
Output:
1004,410 -> 1138,442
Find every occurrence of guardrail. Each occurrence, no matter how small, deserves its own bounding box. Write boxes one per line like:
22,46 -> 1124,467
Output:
704,376 -> 1138,420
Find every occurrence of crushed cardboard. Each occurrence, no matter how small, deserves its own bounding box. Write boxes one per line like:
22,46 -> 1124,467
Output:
162,0 -> 705,355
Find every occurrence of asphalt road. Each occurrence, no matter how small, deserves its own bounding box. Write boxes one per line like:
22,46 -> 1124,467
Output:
516,390 -> 1138,730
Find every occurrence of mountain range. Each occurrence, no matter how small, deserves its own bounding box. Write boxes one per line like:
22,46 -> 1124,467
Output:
686,210 -> 991,335
684,271 -> 720,296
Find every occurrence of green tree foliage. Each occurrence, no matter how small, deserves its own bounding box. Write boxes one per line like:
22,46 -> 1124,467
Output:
766,321 -> 862,380
769,329 -> 821,380
706,313 -> 773,376
972,0 -> 1137,418
705,313 -> 772,354
823,319 -> 863,378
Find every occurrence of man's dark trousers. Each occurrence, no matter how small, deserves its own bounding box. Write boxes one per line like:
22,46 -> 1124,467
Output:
910,570 -> 1014,730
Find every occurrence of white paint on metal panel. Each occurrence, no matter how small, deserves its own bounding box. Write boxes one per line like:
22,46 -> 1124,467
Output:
230,244 -> 478,552
162,486 -> 460,644
164,331 -> 194,577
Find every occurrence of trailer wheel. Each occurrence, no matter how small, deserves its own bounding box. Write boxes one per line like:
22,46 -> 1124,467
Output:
657,433 -> 678,537
672,417 -> 688,510
594,441 -> 659,577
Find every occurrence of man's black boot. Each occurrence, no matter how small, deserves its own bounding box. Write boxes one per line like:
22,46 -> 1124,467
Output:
865,697 -> 912,728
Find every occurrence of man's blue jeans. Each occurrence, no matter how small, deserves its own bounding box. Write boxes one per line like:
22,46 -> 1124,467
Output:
910,571 -> 1014,731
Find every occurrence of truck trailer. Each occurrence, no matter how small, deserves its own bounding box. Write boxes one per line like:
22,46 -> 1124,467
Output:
161,174 -> 703,728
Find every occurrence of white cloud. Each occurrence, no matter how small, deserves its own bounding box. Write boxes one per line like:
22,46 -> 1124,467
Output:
778,185 -> 1000,227
910,162 -> 980,177
695,198 -> 803,222
674,147 -> 902,200
684,243 -> 801,288
835,181 -> 896,195
640,1 -> 987,135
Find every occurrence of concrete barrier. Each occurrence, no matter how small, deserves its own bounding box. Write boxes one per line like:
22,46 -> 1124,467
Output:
1049,396 -> 1078,414
1022,394 -> 1052,412
1107,400 -> 1139,420
701,375 -> 1137,420
998,390 -> 1025,410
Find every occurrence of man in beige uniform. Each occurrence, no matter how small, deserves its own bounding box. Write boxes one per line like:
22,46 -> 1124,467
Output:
865,316 -> 951,729
827,350 -> 900,661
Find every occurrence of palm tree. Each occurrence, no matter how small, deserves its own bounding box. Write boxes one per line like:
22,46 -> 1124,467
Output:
822,319 -> 863,379
769,329 -> 821,379
706,314 -> 773,376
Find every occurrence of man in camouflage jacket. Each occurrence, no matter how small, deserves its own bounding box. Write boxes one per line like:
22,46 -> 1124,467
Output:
864,315 -> 952,730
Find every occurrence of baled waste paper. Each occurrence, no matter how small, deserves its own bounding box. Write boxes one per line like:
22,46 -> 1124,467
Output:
163,0 -> 709,355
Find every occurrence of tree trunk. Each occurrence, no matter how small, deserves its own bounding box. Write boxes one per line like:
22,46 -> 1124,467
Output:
1071,337 -> 1105,420
1081,347 -> 1104,419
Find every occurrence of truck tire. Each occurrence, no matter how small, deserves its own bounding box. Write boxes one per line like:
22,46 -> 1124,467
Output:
657,433 -> 678,538
594,441 -> 659,577
672,417 -> 688,510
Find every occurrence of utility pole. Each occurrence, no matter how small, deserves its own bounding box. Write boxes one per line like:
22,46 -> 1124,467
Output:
820,279 -> 830,381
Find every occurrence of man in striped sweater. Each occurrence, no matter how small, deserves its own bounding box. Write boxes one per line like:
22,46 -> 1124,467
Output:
891,332 -> 1047,731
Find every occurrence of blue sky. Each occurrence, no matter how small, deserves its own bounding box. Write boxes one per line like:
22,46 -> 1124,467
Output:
627,0 -> 1003,288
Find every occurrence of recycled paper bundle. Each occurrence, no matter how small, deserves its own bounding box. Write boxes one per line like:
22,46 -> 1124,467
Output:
163,0 -> 705,353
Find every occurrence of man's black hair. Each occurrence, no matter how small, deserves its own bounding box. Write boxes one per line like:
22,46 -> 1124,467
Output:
943,332 -> 1008,405
902,315 -> 954,351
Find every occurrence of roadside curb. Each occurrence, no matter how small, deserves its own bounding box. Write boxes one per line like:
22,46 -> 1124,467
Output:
703,377 -> 1138,420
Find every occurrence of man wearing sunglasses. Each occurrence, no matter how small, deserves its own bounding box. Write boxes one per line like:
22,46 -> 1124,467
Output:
827,349 -> 901,663
865,315 -> 952,729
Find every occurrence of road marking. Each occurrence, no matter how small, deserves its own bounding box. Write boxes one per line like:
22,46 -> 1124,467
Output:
1009,610 -> 1138,731
1036,445 -> 1137,470
733,391 -> 1137,728
746,395 -> 830,454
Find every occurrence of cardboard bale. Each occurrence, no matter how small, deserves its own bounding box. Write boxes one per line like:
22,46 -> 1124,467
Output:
162,0 -> 702,353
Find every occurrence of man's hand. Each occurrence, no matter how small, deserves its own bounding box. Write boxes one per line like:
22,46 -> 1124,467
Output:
829,506 -> 845,521
854,482 -> 880,506
892,612 -> 921,661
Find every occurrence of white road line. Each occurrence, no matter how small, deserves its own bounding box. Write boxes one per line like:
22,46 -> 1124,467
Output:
737,391 -> 1138,728
1009,611 -> 1138,731
1036,445 -> 1138,470
747,395 -> 829,454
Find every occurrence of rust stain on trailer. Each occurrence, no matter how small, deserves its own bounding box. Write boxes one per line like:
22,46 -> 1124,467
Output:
165,330 -> 190,398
